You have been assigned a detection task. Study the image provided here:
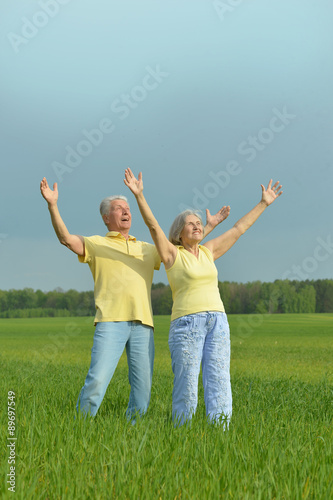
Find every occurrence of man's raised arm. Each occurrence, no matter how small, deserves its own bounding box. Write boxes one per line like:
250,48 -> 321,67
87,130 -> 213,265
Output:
40,177 -> 85,256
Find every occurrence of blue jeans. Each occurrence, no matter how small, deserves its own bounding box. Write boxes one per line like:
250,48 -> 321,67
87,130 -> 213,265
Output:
168,312 -> 232,426
76,321 -> 154,420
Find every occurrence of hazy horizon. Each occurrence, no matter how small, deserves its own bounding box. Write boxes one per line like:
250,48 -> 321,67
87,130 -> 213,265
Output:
1,0 -> 332,292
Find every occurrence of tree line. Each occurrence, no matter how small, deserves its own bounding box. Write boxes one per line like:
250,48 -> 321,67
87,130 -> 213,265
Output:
0,288 -> 95,318
0,279 -> 332,318
152,279 -> 333,315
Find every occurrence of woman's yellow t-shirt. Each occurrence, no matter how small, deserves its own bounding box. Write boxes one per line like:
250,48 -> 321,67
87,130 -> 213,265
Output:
166,245 -> 225,321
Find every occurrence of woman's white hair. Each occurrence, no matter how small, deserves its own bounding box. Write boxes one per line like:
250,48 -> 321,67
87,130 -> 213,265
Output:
169,209 -> 204,246
99,195 -> 129,223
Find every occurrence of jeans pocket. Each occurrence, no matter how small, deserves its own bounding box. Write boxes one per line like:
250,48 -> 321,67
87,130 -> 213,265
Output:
169,315 -> 195,347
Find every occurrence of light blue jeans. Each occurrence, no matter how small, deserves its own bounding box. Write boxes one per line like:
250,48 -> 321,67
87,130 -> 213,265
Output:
168,311 -> 232,426
76,321 -> 154,420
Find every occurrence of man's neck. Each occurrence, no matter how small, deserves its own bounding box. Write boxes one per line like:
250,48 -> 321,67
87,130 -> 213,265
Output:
120,231 -> 130,240
108,228 -> 130,240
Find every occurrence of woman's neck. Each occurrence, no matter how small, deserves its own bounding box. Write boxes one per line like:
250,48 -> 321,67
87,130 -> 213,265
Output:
182,241 -> 199,258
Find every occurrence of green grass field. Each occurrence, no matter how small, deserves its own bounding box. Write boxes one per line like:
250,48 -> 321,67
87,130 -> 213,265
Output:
1,314 -> 332,499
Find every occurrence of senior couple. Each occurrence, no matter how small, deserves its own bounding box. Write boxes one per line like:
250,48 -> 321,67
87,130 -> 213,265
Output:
40,170 -> 282,426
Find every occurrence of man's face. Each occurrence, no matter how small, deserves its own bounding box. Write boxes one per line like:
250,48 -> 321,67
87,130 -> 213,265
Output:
105,199 -> 132,233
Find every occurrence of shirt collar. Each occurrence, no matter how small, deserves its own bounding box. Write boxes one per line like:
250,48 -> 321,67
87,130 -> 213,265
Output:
106,231 -> 136,241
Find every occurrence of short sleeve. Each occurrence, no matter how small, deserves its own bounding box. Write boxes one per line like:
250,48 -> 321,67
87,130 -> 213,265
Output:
78,236 -> 94,264
200,245 -> 214,263
152,245 -> 161,270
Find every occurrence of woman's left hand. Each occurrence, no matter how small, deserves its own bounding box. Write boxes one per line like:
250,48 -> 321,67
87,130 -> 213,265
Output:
205,205 -> 230,229
261,179 -> 283,206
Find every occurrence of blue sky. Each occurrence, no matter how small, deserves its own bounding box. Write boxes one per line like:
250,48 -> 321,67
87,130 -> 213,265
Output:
1,0 -> 332,291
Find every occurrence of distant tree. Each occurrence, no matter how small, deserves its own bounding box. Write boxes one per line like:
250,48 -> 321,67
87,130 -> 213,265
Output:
0,290 -> 8,312
218,281 -> 231,312
152,285 -> 172,315
313,279 -> 333,313
274,280 -> 298,313
152,282 -> 167,290
297,284 -> 316,313
35,289 -> 47,308
246,281 -> 262,314
0,279 -> 331,317
64,289 -> 80,312
77,291 -> 95,316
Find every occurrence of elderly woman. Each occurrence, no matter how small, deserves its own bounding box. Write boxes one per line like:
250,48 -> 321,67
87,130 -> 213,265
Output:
124,168 -> 282,426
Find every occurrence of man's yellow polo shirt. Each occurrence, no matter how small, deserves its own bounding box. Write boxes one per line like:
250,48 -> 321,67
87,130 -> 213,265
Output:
78,232 -> 161,327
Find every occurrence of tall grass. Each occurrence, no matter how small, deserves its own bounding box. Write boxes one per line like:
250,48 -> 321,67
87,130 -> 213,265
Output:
1,314 -> 332,499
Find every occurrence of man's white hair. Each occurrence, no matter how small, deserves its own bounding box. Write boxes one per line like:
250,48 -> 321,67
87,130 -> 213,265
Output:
99,195 -> 129,218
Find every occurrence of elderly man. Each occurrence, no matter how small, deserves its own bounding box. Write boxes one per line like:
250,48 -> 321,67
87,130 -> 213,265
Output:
40,177 -> 161,420
40,177 -> 228,420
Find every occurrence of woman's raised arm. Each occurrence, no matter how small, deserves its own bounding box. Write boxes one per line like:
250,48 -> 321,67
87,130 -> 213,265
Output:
203,206 -> 230,240
203,179 -> 283,260
124,168 -> 177,269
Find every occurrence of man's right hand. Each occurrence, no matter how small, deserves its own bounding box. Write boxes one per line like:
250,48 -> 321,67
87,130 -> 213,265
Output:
40,177 -> 58,205
40,177 -> 85,256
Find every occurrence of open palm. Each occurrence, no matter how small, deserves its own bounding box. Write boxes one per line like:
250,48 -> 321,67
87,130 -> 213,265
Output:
261,179 -> 283,206
206,206 -> 230,229
124,168 -> 143,196
40,177 -> 58,205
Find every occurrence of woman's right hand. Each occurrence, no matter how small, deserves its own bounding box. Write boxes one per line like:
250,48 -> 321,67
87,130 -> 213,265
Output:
124,168 -> 143,196
40,177 -> 58,205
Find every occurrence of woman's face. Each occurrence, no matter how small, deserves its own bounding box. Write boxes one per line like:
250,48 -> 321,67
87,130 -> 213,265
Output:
180,215 -> 203,245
